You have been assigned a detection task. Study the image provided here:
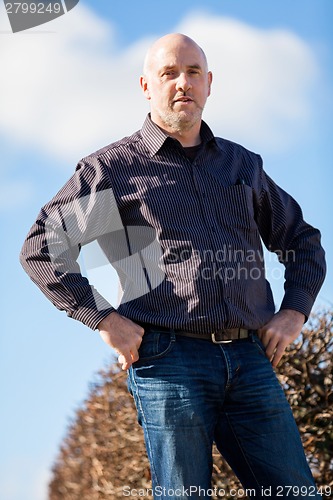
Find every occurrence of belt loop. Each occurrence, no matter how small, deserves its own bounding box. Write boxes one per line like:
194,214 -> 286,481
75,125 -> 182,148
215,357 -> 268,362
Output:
170,329 -> 176,342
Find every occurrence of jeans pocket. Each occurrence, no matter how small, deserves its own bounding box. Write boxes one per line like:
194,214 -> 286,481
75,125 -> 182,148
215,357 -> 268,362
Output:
252,335 -> 267,356
136,330 -> 176,362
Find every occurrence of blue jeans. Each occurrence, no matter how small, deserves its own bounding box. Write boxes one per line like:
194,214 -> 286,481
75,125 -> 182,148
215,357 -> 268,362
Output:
127,328 -> 319,499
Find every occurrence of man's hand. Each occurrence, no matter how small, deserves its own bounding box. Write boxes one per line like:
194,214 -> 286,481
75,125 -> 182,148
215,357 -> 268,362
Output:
257,309 -> 305,368
97,312 -> 145,370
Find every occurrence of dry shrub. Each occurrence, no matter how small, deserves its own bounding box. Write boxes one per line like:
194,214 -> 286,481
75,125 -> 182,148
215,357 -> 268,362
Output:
277,311 -> 333,483
49,311 -> 333,499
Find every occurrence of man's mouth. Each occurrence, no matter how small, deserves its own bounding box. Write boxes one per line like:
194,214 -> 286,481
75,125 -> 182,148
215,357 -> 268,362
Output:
174,96 -> 194,104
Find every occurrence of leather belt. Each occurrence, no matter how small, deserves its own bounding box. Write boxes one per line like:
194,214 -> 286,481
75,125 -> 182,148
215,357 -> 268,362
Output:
175,328 -> 250,343
139,323 -> 251,344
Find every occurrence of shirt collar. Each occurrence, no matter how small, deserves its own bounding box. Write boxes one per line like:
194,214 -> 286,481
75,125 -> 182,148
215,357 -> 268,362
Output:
141,114 -> 217,157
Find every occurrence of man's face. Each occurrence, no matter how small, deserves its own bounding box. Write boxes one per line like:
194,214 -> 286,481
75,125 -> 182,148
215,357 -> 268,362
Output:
141,37 -> 212,134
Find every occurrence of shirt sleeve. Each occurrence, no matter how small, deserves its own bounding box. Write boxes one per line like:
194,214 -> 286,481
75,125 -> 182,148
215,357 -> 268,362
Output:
255,161 -> 326,320
19,156 -> 120,330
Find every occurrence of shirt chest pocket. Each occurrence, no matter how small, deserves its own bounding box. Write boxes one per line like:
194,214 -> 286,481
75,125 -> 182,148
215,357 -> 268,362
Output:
211,184 -> 257,232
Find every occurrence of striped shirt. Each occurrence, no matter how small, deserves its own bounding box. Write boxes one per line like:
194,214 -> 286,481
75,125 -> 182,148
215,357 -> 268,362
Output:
20,115 -> 326,333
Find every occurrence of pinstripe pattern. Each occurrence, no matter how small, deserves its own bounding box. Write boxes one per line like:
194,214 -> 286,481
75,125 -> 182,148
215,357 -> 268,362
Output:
20,115 -> 326,332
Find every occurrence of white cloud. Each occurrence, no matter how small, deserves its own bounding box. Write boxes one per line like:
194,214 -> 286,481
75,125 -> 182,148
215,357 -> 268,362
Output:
0,4 -> 319,166
179,12 -> 319,151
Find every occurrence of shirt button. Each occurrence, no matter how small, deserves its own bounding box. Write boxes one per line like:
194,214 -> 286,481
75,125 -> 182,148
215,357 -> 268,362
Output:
211,226 -> 216,233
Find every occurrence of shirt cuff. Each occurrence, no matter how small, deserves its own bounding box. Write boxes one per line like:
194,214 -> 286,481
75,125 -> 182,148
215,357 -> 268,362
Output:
280,287 -> 315,322
68,288 -> 116,330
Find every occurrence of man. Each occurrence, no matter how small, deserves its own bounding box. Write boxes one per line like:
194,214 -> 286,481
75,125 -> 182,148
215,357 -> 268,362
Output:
20,34 -> 326,498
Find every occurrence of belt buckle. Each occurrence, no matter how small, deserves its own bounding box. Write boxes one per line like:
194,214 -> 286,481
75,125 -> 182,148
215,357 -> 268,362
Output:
211,330 -> 233,344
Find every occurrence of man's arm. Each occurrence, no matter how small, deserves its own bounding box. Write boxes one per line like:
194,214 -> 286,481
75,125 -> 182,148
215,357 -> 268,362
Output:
20,157 -> 119,330
256,171 -> 326,318
254,166 -> 326,365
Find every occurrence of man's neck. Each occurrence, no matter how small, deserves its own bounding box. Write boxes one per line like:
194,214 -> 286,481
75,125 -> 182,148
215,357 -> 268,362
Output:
151,116 -> 202,147
170,131 -> 202,147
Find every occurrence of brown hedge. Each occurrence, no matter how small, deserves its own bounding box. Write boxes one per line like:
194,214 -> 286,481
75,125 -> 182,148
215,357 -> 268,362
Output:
49,311 -> 333,499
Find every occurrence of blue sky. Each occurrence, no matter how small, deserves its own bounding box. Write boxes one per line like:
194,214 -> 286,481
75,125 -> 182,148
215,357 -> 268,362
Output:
1,1 -> 332,498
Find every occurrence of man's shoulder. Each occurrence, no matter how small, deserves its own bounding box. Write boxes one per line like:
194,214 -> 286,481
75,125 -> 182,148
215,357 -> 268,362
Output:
83,129 -> 143,163
214,135 -> 260,160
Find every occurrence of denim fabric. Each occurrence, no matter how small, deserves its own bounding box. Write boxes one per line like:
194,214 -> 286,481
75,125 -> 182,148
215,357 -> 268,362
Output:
128,328 -> 320,499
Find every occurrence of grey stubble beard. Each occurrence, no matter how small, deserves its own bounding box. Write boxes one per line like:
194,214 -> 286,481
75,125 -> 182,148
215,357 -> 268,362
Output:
157,103 -> 204,134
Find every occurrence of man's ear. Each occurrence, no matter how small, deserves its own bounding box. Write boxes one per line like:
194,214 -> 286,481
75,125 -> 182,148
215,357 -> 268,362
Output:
140,76 -> 151,100
207,71 -> 213,97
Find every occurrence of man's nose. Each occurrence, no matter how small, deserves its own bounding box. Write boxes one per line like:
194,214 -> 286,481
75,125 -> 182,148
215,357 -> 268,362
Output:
175,73 -> 191,92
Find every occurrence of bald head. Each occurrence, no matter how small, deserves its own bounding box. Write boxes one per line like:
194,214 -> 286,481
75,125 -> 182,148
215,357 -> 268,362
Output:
140,33 -> 212,145
143,33 -> 209,76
